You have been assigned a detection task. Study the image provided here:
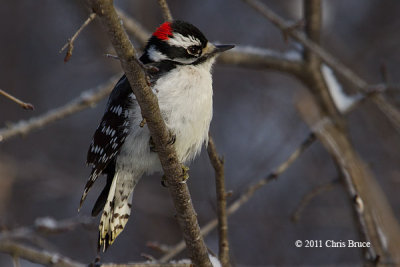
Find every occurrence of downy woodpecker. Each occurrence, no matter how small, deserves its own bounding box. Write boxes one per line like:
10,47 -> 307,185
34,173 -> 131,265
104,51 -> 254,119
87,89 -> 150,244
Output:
79,20 -> 234,251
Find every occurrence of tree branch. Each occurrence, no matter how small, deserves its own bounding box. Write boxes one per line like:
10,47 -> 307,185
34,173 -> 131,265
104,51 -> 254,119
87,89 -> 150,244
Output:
87,1 -> 211,265
0,216 -> 94,241
207,135 -> 229,267
160,133 -> 316,262
217,46 -> 303,75
157,0 -> 173,22
0,89 -> 34,110
0,240 -> 85,267
0,75 -> 119,142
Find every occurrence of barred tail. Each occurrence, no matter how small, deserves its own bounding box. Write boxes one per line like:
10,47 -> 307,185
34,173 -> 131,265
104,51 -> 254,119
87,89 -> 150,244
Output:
98,172 -> 134,251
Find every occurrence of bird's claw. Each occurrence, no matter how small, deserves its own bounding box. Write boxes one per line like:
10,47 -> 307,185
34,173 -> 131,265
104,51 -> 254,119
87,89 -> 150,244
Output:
181,165 -> 189,183
167,132 -> 176,145
140,118 -> 146,127
149,137 -> 158,152
160,165 -> 189,186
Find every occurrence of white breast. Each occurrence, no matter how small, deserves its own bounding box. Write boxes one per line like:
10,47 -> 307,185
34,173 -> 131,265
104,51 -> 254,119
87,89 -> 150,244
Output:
156,61 -> 214,163
118,60 -> 214,176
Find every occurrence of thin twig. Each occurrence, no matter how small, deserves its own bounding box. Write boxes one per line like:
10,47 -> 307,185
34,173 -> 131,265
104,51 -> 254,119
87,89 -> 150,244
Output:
0,89 -> 34,110
207,135 -> 229,267
157,0 -> 173,22
60,13 -> 96,62
0,74 -> 119,142
159,133 -> 316,262
291,179 -> 338,222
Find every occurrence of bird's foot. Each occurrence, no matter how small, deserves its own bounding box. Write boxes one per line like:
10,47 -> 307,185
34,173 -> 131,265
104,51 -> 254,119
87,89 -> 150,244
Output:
167,131 -> 176,146
150,132 -> 175,152
161,165 -> 189,186
140,118 -> 146,127
149,136 -> 158,152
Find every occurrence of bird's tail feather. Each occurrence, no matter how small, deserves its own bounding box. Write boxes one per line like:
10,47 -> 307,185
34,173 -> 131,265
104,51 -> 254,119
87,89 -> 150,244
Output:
98,172 -> 134,251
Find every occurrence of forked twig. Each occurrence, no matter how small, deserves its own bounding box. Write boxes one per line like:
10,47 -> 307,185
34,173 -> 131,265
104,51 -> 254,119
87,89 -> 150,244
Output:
60,13 -> 96,62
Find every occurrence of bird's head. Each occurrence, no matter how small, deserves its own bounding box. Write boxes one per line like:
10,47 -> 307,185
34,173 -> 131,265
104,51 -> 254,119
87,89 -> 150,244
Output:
142,20 -> 234,65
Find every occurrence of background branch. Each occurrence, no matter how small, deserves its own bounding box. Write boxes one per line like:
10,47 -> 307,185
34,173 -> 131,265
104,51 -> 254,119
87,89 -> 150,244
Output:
207,135 -> 229,267
0,75 -> 119,142
0,240 -> 85,267
157,0 -> 173,22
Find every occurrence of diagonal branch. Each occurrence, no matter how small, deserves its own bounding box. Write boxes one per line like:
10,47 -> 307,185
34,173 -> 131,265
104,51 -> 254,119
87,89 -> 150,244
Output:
207,135 -> 229,266
0,75 -> 119,142
159,133 -> 316,262
87,1 -> 211,265
0,89 -> 34,110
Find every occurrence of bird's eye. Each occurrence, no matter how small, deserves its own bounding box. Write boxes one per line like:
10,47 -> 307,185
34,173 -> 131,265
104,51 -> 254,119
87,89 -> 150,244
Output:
187,45 -> 201,56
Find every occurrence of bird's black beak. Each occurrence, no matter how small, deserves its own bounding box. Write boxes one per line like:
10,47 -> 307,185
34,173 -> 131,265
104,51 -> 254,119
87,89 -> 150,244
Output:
214,44 -> 235,53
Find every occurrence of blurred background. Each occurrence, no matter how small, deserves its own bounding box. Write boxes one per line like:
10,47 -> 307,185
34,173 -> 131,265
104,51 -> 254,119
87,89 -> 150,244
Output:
1,0 -> 400,266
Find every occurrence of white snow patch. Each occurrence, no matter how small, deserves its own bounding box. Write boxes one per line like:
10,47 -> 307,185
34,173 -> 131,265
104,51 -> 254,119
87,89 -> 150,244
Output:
321,64 -> 361,113
35,217 -> 57,229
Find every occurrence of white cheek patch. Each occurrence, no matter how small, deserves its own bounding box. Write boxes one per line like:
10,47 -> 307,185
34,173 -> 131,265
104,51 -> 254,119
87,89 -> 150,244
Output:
167,33 -> 202,49
147,45 -> 168,62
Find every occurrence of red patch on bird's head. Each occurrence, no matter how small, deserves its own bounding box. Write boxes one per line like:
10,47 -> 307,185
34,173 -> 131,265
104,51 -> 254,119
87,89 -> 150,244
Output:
153,22 -> 173,40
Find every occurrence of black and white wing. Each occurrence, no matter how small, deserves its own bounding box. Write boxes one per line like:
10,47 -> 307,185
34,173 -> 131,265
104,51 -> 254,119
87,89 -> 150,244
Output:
79,75 -> 133,209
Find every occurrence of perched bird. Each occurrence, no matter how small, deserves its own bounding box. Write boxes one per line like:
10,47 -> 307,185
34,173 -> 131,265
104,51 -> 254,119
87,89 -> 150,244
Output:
79,20 -> 234,251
